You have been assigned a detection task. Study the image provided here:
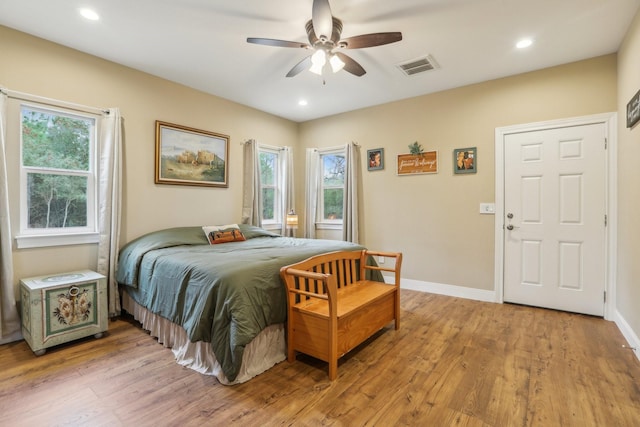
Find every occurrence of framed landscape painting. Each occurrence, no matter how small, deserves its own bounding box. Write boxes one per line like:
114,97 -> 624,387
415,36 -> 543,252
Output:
155,121 -> 229,187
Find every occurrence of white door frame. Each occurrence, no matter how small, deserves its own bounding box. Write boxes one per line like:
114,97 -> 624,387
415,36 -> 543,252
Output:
494,113 -> 617,320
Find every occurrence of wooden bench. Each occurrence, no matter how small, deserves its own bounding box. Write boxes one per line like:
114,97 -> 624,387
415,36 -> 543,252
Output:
279,250 -> 402,380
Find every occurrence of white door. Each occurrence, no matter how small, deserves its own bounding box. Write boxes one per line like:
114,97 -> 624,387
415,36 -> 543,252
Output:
503,123 -> 607,316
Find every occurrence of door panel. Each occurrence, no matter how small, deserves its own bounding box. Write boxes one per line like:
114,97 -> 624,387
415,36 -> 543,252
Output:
503,123 -> 606,316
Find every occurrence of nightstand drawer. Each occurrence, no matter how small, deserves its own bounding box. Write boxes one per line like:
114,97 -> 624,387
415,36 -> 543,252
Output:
20,270 -> 107,355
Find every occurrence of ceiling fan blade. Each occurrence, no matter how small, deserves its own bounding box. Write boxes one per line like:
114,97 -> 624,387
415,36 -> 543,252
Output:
339,32 -> 403,49
247,37 -> 310,49
312,0 -> 333,40
335,52 -> 366,77
286,56 -> 312,77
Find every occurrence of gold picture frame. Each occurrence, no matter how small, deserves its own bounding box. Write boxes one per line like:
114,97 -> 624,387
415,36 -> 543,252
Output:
155,121 -> 229,187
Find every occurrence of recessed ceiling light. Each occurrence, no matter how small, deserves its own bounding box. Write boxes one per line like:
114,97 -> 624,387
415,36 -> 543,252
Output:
79,8 -> 100,21
298,100 -> 308,106
516,38 -> 533,49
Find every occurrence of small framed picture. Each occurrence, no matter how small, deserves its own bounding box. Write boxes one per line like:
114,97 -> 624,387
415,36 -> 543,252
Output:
367,148 -> 384,171
453,147 -> 476,174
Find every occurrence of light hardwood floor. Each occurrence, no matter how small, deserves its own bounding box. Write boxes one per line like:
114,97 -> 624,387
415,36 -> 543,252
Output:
1,290 -> 639,426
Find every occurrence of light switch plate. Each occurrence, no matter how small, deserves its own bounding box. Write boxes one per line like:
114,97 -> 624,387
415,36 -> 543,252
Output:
480,203 -> 495,214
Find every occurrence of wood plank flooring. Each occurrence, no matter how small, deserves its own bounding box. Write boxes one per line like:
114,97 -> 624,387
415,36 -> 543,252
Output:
1,290 -> 639,426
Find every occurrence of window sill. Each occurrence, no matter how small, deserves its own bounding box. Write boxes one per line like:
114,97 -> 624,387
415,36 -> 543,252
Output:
315,222 -> 343,230
15,232 -> 100,249
261,222 -> 283,232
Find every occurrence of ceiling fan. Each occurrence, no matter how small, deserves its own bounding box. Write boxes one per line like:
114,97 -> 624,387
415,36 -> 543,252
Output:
247,0 -> 402,78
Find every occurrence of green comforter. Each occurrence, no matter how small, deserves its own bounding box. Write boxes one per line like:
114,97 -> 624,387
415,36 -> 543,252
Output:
116,224 -> 367,382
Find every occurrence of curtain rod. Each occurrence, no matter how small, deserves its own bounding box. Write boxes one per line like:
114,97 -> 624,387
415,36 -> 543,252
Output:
241,140 -> 287,151
0,87 -> 109,116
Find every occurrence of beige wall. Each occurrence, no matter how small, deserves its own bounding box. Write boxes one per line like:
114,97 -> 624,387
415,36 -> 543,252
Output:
1,23 -> 631,336
299,55 -> 617,290
0,26 -> 298,285
617,12 -> 640,342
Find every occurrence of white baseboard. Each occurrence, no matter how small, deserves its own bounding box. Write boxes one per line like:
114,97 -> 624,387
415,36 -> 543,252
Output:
613,310 -> 640,363
394,277 -> 497,303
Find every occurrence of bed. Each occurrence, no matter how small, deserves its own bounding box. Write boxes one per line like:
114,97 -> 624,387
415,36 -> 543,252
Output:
116,224 -> 368,384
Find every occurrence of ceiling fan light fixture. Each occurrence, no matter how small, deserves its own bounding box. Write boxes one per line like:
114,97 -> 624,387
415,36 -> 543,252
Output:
310,49 -> 327,75
309,62 -> 324,75
329,54 -> 345,73
248,0 -> 402,78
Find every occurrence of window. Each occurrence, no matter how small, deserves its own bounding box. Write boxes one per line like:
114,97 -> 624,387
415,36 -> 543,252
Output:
243,142 -> 292,233
319,150 -> 345,223
17,103 -> 98,247
259,148 -> 280,224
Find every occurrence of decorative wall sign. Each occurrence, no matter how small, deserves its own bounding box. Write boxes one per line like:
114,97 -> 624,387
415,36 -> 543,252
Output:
397,151 -> 438,175
453,147 -> 477,174
155,121 -> 229,187
627,89 -> 640,128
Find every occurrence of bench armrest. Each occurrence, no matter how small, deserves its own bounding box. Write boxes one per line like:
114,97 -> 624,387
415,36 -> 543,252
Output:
362,250 -> 402,287
280,267 -> 339,304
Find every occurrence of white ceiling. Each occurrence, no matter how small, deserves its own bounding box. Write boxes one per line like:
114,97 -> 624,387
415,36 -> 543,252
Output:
1,0 -> 638,122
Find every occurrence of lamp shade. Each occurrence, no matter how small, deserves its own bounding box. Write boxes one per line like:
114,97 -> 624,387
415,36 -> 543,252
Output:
309,49 -> 326,75
286,210 -> 298,229
330,54 -> 345,72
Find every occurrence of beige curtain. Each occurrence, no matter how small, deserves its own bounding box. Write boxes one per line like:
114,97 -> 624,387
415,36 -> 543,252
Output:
0,92 -> 22,344
241,139 -> 262,226
343,142 -> 360,243
304,148 -> 320,239
96,108 -> 123,317
279,146 -> 295,236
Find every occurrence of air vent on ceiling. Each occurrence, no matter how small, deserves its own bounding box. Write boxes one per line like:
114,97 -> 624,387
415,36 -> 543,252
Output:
396,55 -> 440,76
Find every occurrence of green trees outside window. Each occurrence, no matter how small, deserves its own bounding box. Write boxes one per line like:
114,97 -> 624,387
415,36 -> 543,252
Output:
321,154 -> 345,220
259,150 -> 277,221
21,107 -> 93,229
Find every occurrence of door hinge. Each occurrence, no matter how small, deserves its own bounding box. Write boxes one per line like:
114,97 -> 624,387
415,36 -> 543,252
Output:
605,138 -> 608,149
604,291 -> 607,303
605,214 -> 608,227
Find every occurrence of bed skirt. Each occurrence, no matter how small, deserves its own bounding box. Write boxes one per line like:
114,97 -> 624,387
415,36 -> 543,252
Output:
121,290 -> 286,385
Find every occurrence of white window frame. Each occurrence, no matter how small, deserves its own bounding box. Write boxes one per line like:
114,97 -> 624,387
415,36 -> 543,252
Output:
15,101 -> 100,249
258,146 -> 282,231
316,147 -> 346,230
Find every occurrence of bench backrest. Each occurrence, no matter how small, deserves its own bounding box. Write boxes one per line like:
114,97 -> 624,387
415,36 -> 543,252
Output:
281,250 -> 366,303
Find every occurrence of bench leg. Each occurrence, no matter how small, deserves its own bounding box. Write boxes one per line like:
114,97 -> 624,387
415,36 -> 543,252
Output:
328,359 -> 337,380
394,291 -> 401,330
328,315 -> 338,380
287,315 -> 296,363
